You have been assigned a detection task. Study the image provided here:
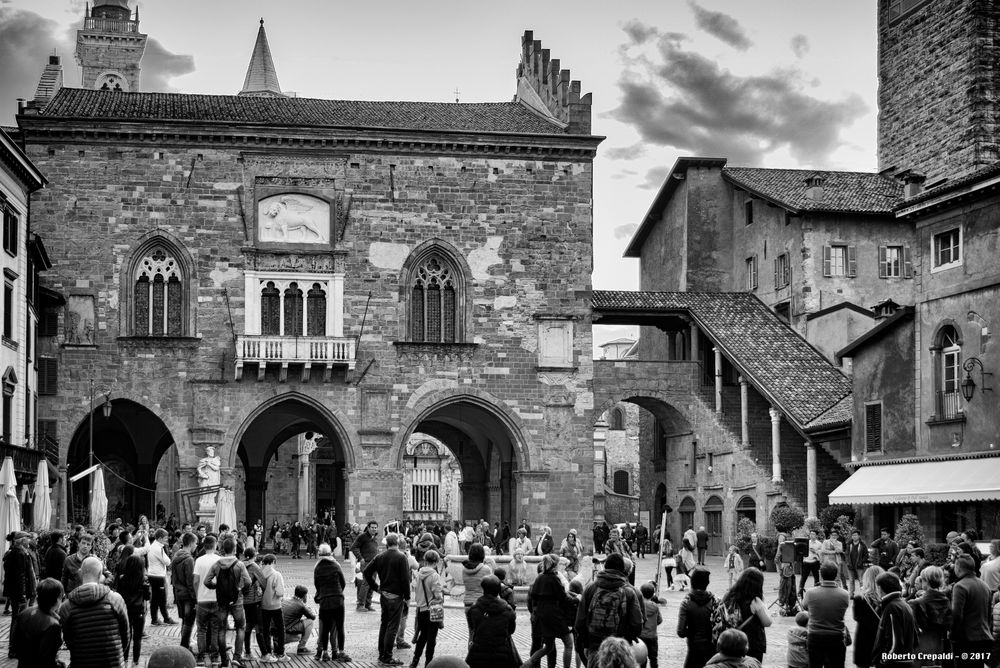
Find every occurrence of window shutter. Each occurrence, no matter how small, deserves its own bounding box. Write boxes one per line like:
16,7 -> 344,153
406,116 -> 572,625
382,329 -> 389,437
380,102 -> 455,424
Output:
847,245 -> 857,277
878,246 -> 888,278
774,257 -> 780,288
40,308 -> 59,337
822,246 -> 832,277
751,254 -> 758,289
903,246 -> 913,278
782,257 -> 791,286
38,357 -> 57,395
865,403 -> 882,452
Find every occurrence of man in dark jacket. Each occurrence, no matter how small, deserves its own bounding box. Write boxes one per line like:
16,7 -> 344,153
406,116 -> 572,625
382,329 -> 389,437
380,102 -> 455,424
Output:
574,552 -> 644,661
872,572 -> 919,668
845,530 -> 869,598
802,561 -> 850,668
3,533 -> 37,659
634,522 -> 649,559
351,521 -> 380,612
676,567 -> 717,668
466,574 -> 518,668
170,531 -> 197,652
696,526 -> 710,565
951,554 -> 994,668
61,532 -> 94,594
13,577 -> 63,668
363,532 -> 411,666
59,556 -> 130,668
43,531 -> 67,584
870,529 -> 899,572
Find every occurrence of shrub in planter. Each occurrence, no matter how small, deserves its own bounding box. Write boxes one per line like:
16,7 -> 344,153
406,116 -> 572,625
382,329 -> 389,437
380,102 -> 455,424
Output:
770,505 -> 805,534
820,504 -> 856,532
925,543 -> 950,567
895,513 -> 925,548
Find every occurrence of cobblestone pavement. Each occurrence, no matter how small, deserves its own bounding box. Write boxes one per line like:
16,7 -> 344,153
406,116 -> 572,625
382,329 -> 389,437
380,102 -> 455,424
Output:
0,554 -> 857,668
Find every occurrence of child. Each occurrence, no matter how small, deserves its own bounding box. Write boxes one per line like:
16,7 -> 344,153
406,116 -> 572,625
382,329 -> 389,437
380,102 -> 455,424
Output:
639,582 -> 663,668
494,566 -> 517,610
725,544 -> 744,588
786,611 -> 809,668
510,548 -> 528,585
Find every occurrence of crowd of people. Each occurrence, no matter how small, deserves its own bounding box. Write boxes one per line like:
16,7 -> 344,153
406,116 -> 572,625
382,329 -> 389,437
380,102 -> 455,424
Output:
2,514 -> 999,668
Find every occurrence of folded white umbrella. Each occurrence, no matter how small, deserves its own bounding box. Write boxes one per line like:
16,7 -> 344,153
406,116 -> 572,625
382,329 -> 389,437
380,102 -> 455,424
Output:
32,458 -> 52,531
90,467 -> 108,533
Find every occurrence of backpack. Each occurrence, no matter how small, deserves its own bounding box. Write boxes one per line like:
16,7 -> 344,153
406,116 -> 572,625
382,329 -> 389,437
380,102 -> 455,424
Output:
587,585 -> 628,638
711,600 -> 748,645
213,561 -> 240,607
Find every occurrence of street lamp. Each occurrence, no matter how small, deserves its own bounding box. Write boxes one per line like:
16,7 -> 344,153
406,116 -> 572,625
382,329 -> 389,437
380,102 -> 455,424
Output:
88,380 -> 113,467
960,357 -> 993,403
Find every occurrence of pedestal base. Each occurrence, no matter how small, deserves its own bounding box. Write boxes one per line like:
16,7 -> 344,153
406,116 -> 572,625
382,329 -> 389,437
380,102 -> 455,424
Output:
196,510 -> 216,530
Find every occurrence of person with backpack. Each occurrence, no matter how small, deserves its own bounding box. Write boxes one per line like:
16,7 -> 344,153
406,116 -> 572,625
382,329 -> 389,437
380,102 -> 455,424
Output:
466,574 -> 519,668
574,552 -> 644,664
192,534 -> 222,665
205,536 -> 251,668
713,568 -> 772,663
677,567 -> 718,668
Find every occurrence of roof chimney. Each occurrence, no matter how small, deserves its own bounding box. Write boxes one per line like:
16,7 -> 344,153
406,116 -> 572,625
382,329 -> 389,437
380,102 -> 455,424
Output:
872,298 -> 902,320
900,170 -> 927,198
804,174 -> 825,201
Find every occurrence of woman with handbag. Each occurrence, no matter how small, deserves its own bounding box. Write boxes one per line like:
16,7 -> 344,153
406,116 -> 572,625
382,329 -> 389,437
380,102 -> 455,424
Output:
412,549 -> 444,668
116,553 -> 150,666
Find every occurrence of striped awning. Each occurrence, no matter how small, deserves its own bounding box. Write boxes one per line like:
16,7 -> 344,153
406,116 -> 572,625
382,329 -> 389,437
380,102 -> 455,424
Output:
828,457 -> 1000,505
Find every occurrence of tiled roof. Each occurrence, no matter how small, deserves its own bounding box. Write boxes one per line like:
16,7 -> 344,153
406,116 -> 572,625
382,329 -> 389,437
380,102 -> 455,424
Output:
805,395 -> 853,430
40,88 -> 569,135
723,167 -> 903,214
591,290 -> 852,429
897,161 -> 1000,209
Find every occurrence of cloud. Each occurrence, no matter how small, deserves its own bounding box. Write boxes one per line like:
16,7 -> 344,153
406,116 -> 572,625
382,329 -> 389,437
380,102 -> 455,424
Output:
622,19 -> 659,46
610,26 -> 867,166
688,2 -> 753,51
604,143 -> 646,160
642,166 -> 671,189
614,223 -> 639,239
790,34 -> 810,58
0,8 -> 193,125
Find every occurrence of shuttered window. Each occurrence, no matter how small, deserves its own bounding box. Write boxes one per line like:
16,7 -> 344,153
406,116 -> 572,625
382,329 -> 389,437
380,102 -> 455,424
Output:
878,245 -> 912,278
39,308 -> 59,337
865,402 -> 883,452
774,253 -> 791,288
38,357 -> 57,395
613,469 -> 630,495
822,244 -> 857,277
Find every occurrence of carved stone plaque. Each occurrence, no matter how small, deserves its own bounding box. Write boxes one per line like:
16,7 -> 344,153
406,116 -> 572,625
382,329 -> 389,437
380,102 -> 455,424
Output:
66,295 -> 96,345
257,194 -> 330,244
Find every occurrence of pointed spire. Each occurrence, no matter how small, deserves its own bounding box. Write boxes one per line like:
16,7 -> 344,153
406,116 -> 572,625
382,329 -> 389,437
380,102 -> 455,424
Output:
239,18 -> 285,97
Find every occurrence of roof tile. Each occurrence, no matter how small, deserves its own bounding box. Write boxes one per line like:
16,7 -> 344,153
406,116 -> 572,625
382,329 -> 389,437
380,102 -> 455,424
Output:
723,167 -> 903,214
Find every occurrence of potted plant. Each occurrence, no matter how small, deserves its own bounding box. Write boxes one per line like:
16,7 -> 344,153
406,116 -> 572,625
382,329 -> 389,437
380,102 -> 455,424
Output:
770,505 -> 805,534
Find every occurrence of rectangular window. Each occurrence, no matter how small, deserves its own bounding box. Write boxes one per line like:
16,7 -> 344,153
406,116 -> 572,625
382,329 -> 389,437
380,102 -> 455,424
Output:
744,200 -> 754,226
38,357 -> 57,395
411,485 -> 439,512
888,0 -> 931,23
745,255 -> 758,291
878,245 -> 913,278
690,440 -> 697,475
774,253 -> 790,288
2,207 -> 17,257
2,281 -> 12,340
932,228 -> 962,271
865,402 -> 883,452
822,244 -> 857,277
2,395 -> 9,444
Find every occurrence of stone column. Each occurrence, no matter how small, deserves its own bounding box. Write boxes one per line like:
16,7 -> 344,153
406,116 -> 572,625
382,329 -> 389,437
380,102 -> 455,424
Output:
714,347 -> 724,413
805,441 -> 817,518
739,376 -> 750,447
690,322 -> 700,366
593,419 -> 608,521
666,332 -> 677,360
332,273 -> 345,337
298,455 -> 310,522
769,407 -> 782,483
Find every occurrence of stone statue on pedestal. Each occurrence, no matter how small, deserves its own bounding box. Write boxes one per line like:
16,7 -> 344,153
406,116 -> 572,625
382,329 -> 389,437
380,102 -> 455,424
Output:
196,445 -> 221,511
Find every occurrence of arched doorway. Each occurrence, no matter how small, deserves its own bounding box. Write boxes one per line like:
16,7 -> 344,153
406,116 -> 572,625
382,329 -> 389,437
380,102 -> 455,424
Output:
66,399 -> 176,524
235,395 -> 352,531
704,495 -> 724,556
678,496 -> 696,540
400,397 -> 523,527
736,495 -> 757,527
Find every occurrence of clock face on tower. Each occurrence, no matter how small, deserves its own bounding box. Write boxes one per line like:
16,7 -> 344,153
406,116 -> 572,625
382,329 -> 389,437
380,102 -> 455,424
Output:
96,72 -> 129,92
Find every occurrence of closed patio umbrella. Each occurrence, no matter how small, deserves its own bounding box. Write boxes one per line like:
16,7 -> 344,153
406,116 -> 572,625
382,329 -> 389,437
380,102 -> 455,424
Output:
90,467 -> 108,533
214,488 -> 237,532
32,458 -> 52,531
0,457 -> 21,586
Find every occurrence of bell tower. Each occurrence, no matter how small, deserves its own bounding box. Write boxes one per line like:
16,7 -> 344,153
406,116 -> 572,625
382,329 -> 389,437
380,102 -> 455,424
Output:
75,0 -> 147,92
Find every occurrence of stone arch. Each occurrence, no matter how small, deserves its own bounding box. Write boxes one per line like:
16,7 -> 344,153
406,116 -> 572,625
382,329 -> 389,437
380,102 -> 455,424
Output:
398,238 -> 475,343
119,229 -> 198,338
226,390 -> 359,471
930,319 -> 964,350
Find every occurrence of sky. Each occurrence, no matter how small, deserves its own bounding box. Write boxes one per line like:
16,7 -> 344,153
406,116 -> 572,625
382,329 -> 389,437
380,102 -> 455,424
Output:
0,0 -> 879,350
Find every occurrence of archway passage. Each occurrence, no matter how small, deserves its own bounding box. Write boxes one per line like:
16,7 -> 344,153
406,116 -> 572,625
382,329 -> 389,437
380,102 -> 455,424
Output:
235,397 -> 349,531
67,399 -> 175,524
404,399 -> 521,527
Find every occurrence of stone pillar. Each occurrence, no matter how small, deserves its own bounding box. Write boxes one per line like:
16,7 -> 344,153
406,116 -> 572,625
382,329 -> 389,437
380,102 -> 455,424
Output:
769,407 -> 782,483
739,376 -> 750,447
714,347 -> 724,413
593,419 -> 608,521
500,462 -> 514,527
298,456 -> 310,522
332,273 -> 345,337
667,332 -> 677,360
690,322 -> 700,366
805,442 -> 817,518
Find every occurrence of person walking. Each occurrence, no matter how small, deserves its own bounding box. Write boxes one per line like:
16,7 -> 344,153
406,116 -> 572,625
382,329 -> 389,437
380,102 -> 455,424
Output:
799,529 -> 822,598
950,554 -> 994,668
677,567 -> 717,668
147,528 -> 177,626
634,522 -> 649,559
59,556 -> 130,668
363,532 -> 412,666
12,577 -> 63,668
170,531 -> 198,655
3,532 -> 36,659
314,542 -> 350,662
719,568 -> 772,663
412,549 -> 443,668
466,574 -> 519,668
908,565 -> 952,668
351,521 -> 380,612
574,552 -> 644,663
192,534 -> 222,666
872,572 -> 919,668
116,553 -> 151,666
205,536 -> 251,668
259,553 -> 289,663
696,526 -> 709,566
801,561 -> 850,668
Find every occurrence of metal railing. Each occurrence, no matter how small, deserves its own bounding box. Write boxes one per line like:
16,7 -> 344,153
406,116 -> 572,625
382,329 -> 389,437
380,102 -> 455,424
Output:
236,335 -> 355,365
84,17 -> 140,33
0,440 -> 44,483
937,390 -> 964,419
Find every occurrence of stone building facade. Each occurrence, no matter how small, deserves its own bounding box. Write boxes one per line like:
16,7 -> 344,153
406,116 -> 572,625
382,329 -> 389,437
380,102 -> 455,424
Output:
19,3 -> 602,536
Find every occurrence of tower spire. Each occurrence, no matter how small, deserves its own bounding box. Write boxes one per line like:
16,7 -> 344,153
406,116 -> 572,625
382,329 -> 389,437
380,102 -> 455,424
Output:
239,18 -> 284,97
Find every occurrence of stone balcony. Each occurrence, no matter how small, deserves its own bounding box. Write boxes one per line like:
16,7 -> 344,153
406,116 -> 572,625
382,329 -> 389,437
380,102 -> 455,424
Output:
235,335 -> 356,382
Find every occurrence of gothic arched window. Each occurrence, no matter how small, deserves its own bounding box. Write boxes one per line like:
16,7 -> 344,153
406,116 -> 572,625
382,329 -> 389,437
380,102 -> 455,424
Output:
260,282 -> 280,335
609,407 -> 625,430
410,255 -> 457,343
933,324 -> 963,419
134,247 -> 184,336
284,283 -> 304,336
307,283 -> 327,336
